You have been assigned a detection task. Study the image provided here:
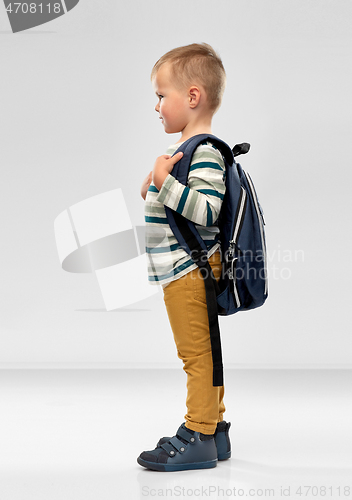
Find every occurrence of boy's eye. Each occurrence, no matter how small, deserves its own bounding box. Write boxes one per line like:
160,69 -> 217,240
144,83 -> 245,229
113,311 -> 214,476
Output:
158,94 -> 164,100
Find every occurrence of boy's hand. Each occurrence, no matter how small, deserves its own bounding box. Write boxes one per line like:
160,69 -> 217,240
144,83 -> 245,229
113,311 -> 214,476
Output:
141,170 -> 153,200
152,152 -> 183,191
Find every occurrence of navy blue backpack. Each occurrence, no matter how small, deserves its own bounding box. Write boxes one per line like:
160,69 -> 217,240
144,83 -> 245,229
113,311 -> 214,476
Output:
164,134 -> 268,387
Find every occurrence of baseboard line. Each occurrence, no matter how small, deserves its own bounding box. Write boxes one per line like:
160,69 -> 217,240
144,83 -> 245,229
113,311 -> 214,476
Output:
0,363 -> 351,370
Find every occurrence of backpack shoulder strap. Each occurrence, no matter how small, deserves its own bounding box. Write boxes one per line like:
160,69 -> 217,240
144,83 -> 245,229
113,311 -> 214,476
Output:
164,134 -> 233,387
170,134 -> 234,185
165,133 -> 232,260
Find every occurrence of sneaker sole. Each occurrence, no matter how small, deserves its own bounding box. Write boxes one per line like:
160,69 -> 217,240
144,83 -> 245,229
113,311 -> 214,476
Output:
137,457 -> 217,472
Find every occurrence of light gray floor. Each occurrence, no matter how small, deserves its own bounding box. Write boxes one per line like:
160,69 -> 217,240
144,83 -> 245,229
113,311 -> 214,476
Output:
0,369 -> 351,500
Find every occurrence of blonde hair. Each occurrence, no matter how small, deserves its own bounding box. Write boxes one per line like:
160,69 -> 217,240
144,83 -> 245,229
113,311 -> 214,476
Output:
151,43 -> 226,113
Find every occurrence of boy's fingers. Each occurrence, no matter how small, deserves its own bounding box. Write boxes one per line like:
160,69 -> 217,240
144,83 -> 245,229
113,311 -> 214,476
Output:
170,151 -> 183,164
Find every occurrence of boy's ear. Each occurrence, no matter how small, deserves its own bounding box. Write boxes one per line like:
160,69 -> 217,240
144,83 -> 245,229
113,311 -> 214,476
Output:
188,86 -> 201,108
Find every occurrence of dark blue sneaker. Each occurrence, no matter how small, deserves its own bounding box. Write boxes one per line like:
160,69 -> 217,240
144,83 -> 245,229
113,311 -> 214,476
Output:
157,420 -> 231,461
137,422 -> 218,472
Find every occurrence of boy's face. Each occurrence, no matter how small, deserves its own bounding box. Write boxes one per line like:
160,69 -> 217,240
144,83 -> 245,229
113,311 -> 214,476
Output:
152,63 -> 190,135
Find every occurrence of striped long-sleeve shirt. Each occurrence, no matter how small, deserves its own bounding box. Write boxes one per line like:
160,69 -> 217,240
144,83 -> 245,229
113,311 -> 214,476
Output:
145,140 -> 226,288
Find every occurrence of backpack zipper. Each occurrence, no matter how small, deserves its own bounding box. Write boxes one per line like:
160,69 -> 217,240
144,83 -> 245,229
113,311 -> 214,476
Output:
232,187 -> 247,247
230,257 -> 241,308
243,171 -> 268,295
228,187 -> 247,308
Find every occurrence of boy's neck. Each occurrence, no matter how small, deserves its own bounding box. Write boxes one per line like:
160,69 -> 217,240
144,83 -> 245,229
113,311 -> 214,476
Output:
175,128 -> 213,144
175,119 -> 213,144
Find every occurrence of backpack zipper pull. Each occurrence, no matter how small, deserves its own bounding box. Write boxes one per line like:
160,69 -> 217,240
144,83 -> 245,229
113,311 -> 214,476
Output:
228,240 -> 236,259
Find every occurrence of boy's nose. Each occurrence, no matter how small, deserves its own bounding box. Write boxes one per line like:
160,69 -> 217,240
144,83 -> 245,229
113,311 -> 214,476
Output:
155,102 -> 160,113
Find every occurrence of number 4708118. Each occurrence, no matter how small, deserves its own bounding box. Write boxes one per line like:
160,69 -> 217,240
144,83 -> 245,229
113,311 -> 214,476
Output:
5,3 -> 62,14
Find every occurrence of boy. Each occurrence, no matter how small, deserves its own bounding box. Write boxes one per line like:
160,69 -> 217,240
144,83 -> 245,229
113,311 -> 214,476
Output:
138,43 -> 231,472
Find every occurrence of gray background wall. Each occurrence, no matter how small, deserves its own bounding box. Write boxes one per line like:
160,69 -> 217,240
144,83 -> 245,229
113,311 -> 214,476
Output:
0,0 -> 351,368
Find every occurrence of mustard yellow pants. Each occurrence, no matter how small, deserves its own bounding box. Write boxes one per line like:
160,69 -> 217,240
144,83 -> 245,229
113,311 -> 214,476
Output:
163,250 -> 225,435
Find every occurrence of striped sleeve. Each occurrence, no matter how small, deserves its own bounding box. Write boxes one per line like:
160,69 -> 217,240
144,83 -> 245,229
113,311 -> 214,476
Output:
155,142 -> 226,227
